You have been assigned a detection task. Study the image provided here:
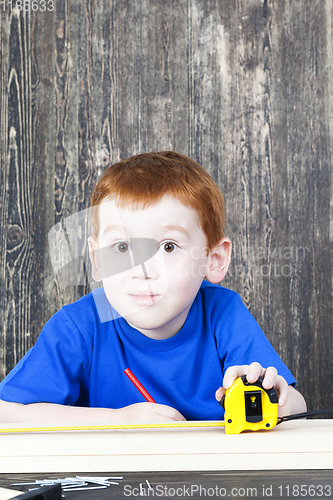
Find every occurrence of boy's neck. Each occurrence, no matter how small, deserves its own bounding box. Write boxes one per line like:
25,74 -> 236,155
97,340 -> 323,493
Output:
126,305 -> 191,340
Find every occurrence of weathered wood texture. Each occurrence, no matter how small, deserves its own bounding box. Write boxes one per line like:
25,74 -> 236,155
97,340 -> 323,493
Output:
0,0 -> 332,413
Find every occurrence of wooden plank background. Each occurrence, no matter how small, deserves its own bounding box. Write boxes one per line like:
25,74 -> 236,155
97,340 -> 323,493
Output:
0,0 -> 332,414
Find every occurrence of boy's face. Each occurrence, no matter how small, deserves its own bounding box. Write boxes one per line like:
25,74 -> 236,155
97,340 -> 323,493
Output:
89,195 -> 213,340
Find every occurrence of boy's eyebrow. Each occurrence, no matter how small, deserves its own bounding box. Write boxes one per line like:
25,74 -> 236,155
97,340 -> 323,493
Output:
102,224 -> 126,234
161,225 -> 190,238
102,224 -> 190,237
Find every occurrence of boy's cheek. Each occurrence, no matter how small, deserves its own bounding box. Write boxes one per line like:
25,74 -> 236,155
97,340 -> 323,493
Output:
175,255 -> 209,279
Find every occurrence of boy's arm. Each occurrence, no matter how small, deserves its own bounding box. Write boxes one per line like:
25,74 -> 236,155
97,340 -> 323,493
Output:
0,400 -> 186,424
215,362 -> 307,417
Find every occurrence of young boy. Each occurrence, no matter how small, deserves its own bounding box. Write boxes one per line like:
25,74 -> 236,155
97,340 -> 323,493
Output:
0,151 -> 306,423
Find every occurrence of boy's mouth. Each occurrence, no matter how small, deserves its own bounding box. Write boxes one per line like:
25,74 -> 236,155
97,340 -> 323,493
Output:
128,293 -> 161,306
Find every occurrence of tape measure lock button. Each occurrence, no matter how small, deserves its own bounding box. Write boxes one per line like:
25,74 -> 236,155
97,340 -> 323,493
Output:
244,390 -> 263,423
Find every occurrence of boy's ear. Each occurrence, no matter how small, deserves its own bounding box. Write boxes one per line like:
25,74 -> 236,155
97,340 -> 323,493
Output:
88,236 -> 102,282
206,237 -> 232,284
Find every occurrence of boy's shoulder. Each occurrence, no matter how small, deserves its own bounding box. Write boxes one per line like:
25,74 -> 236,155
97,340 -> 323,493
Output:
198,281 -> 246,325
59,287 -> 113,327
199,280 -> 240,306
62,288 -> 99,312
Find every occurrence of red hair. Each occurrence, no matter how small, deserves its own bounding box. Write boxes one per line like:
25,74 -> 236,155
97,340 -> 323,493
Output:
90,151 -> 225,249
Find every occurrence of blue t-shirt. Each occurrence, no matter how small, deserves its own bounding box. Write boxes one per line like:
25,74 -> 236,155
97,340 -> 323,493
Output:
0,282 -> 295,420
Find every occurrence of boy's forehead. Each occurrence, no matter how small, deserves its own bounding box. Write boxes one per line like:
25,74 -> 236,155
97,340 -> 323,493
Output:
99,198 -> 123,226
98,195 -> 201,234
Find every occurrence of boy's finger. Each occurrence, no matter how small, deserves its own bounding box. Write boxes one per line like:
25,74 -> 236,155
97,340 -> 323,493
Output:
215,386 -> 225,402
275,376 -> 289,406
246,362 -> 265,384
223,365 -> 249,388
155,404 -> 186,421
148,413 -> 185,423
262,366 -> 278,389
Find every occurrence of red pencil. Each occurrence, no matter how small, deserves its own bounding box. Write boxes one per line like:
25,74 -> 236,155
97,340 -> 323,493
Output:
124,368 -> 156,403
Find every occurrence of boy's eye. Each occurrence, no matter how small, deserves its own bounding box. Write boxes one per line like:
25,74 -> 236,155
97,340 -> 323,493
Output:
114,242 -> 130,253
161,242 -> 177,253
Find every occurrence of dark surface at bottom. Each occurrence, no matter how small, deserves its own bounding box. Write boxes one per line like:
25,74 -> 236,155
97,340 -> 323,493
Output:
0,470 -> 332,500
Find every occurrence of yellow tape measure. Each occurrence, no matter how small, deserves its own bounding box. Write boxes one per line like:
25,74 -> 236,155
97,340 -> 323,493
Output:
0,377 -> 278,435
0,421 -> 225,434
220,375 -> 279,434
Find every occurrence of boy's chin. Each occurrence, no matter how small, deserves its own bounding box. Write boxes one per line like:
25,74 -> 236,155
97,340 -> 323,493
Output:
121,310 -> 176,338
123,311 -> 166,331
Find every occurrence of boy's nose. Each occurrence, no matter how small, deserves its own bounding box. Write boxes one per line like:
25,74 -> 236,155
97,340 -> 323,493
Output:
127,238 -> 160,280
129,260 -> 159,280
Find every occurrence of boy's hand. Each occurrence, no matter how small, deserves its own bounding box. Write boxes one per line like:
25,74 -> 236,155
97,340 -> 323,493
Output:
215,362 -> 289,407
116,402 -> 186,423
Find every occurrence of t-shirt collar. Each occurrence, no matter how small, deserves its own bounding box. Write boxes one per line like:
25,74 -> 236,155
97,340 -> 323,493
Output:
117,297 -> 199,352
